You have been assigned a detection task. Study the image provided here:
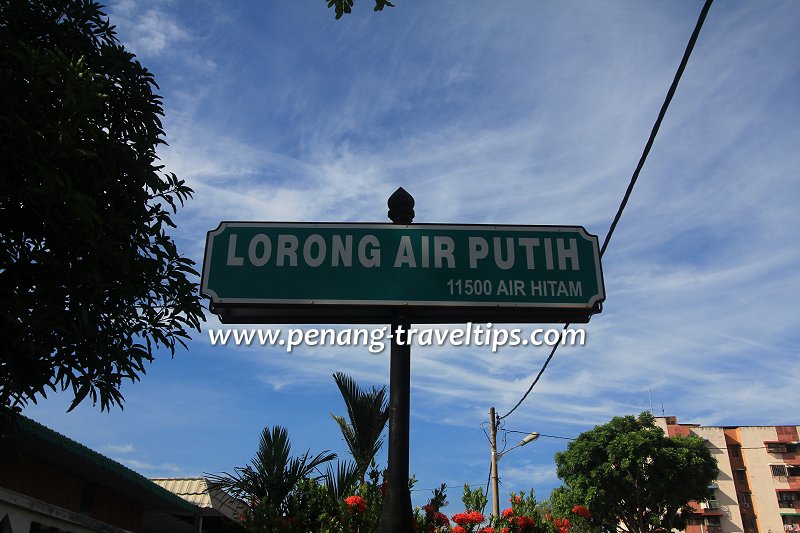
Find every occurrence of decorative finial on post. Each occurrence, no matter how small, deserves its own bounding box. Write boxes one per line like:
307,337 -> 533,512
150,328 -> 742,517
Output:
387,187 -> 415,225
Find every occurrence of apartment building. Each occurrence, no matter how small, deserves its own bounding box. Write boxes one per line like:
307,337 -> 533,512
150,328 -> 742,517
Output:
655,416 -> 800,533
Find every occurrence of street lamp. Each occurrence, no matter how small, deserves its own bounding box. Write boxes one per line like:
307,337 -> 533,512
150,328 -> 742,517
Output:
489,407 -> 540,519
497,431 -> 540,460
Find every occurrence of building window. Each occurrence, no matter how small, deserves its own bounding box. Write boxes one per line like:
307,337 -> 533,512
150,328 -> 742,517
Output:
728,445 -> 741,457
771,464 -> 788,477
705,515 -> 722,533
766,442 -> 788,453
738,492 -> 752,508
789,465 -> 800,477
778,491 -> 799,508
743,515 -> 757,533
735,468 -> 747,482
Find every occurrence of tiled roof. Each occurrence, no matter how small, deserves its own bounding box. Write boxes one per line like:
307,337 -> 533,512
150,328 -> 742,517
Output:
151,478 -> 213,508
151,477 -> 245,521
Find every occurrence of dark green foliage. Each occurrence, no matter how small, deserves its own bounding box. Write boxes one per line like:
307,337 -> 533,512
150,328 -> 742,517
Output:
206,425 -> 336,519
462,483 -> 487,514
554,412 -> 718,533
415,483 -> 449,532
330,371 -> 390,485
322,459 -> 360,504
0,0 -> 203,413
326,0 -> 395,20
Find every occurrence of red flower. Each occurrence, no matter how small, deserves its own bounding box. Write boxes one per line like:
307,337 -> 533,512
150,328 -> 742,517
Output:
479,527 -> 495,533
551,517 -> 571,533
515,515 -> 535,529
571,505 -> 590,518
434,512 -> 449,526
500,528 -> 510,533
452,511 -> 485,526
558,518 -> 572,528
345,495 -> 367,513
453,527 -> 467,533
510,495 -> 522,503
501,508 -> 514,519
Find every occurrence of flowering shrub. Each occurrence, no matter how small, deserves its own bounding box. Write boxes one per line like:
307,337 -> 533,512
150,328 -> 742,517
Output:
452,511 -> 486,527
571,505 -> 590,519
345,495 -> 367,513
492,490 -> 546,533
232,464 -> 589,533
445,484 -> 490,532
416,483 -> 452,533
542,503 -> 594,533
551,517 -> 571,533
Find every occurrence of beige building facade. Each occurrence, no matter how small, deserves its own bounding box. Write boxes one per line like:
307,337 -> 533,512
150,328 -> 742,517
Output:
655,416 -> 800,533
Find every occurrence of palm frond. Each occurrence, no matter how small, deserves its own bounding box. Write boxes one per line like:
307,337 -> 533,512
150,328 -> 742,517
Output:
323,459 -> 359,502
332,372 -> 390,482
206,425 -> 335,513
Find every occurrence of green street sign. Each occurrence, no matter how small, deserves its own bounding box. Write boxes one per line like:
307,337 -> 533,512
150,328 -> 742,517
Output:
201,222 -> 605,324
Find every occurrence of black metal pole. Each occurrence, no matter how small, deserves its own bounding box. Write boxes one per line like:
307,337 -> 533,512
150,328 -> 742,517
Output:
380,187 -> 415,532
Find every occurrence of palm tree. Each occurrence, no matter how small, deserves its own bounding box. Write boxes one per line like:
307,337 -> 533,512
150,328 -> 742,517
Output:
323,459 -> 360,504
330,371 -> 390,485
207,425 -> 335,515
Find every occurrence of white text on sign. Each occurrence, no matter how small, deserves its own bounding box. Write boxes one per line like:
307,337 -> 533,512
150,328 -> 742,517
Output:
225,233 -> 581,271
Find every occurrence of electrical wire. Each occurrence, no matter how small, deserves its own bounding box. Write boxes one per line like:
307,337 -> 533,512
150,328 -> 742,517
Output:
497,327 -> 566,421
482,465 -> 491,514
600,0 -> 714,258
503,429 -> 574,440
480,421 -> 492,445
498,0 -> 714,422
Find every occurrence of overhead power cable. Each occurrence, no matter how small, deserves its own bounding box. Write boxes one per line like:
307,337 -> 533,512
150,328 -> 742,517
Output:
600,0 -> 714,257
503,430 -> 573,440
498,0 -> 714,422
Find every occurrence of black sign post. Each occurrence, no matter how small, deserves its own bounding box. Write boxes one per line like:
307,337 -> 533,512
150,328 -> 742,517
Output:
380,187 -> 415,532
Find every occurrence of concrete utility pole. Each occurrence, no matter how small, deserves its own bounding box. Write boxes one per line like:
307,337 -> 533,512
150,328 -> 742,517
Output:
489,406 -> 539,521
489,406 -> 501,519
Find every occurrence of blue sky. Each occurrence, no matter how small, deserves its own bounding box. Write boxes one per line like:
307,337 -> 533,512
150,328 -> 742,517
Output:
24,0 -> 800,512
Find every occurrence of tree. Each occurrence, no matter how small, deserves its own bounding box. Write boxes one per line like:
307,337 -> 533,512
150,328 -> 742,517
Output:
0,0 -> 203,415
206,425 -> 336,527
330,371 -> 390,485
554,412 -> 718,533
327,0 -> 395,20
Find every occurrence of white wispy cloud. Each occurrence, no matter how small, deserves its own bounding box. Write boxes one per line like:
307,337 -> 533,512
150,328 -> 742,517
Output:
110,0 -> 189,57
118,458 -> 185,474
500,463 -> 559,490
103,443 -> 135,454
